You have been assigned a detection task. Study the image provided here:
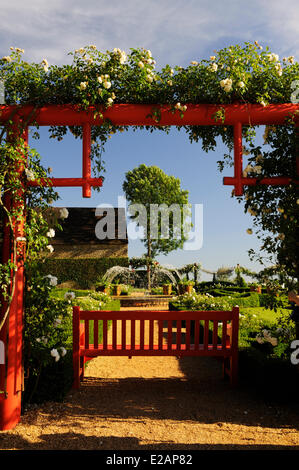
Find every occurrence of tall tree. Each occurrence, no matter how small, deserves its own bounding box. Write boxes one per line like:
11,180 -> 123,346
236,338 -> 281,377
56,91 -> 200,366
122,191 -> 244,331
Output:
123,164 -> 190,289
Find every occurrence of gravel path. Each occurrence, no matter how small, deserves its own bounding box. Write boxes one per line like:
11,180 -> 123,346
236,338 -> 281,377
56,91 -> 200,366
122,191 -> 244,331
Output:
0,307 -> 298,450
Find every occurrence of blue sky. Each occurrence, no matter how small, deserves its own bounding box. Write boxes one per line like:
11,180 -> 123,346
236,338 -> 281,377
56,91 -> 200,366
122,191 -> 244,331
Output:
1,0 -> 298,279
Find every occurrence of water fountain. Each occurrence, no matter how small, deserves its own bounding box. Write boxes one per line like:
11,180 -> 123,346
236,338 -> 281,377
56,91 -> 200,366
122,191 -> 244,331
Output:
102,263 -> 180,308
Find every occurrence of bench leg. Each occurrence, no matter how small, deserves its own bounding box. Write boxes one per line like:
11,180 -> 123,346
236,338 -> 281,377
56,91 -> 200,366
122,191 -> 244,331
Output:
73,354 -> 80,389
230,353 -> 238,386
80,356 -> 85,382
222,355 -> 238,386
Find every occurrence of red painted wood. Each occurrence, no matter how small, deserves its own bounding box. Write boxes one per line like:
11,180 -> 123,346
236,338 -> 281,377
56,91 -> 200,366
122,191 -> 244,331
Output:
167,320 -> 172,350
0,121 -> 27,430
27,177 -> 102,190
234,122 -> 243,196
1,103 -> 298,126
81,345 -> 233,356
82,123 -> 92,197
131,319 -> 136,350
204,320 -> 209,351
112,319 -> 117,350
186,320 -> 191,351
194,320 -> 200,351
222,321 -> 228,350
122,319 -> 126,350
177,320 -> 182,351
149,320 -> 154,350
103,319 -> 107,350
94,319 -> 99,349
223,176 -> 297,188
79,309 -> 235,321
84,320 -> 89,350
213,321 -> 218,350
158,320 -> 163,350
140,319 -> 145,351
72,306 -> 80,389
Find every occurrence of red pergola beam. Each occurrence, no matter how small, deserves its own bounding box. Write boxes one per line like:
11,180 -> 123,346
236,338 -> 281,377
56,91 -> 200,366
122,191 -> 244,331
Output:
1,103 -> 297,197
0,103 -> 298,127
27,177 -> 102,189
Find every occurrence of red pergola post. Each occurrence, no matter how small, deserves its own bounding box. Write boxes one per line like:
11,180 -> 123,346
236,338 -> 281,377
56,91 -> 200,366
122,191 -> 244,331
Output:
0,119 -> 27,431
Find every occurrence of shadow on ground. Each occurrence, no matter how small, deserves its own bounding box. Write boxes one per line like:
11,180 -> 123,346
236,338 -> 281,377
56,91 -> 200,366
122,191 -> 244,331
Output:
0,431 -> 297,451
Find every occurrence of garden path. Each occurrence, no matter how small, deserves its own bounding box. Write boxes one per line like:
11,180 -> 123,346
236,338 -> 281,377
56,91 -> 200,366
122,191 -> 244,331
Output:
0,306 -> 298,450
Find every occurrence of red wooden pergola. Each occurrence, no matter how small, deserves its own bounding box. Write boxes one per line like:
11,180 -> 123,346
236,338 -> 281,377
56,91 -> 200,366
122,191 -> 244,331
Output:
0,102 -> 298,430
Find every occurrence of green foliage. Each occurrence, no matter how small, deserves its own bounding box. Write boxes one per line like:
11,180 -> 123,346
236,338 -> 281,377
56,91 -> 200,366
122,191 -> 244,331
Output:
23,265 -> 72,405
123,164 -> 190,256
170,292 -> 232,311
39,257 -> 129,289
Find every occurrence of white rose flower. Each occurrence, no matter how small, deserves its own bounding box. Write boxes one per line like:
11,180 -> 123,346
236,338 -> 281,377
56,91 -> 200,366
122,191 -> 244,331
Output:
119,51 -> 127,64
47,228 -> 55,238
50,349 -> 60,362
209,63 -> 218,72
25,168 -> 35,181
46,245 -> 54,253
107,97 -> 114,105
237,81 -> 245,88
2,56 -> 12,63
103,81 -> 111,89
80,81 -> 87,90
59,208 -> 69,219
267,53 -> 279,62
137,61 -> 144,69
60,347 -> 67,357
220,78 -> 232,92
64,291 -> 75,301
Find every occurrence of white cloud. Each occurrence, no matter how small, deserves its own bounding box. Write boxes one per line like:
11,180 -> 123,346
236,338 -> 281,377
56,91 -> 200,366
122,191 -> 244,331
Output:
0,0 -> 298,66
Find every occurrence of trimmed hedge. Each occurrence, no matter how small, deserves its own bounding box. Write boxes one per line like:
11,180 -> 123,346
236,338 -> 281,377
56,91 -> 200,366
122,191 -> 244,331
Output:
38,257 -> 129,289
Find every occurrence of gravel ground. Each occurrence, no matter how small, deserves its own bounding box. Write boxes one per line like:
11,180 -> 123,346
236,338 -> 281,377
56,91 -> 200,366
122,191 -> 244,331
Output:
0,309 -> 299,451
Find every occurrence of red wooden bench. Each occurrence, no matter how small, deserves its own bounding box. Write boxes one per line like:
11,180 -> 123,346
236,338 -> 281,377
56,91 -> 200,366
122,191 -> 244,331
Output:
72,306 -> 239,388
